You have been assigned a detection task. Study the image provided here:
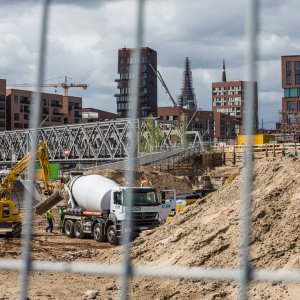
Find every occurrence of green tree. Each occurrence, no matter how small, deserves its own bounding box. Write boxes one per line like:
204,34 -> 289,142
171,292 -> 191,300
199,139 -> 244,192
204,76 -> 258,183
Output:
138,114 -> 164,154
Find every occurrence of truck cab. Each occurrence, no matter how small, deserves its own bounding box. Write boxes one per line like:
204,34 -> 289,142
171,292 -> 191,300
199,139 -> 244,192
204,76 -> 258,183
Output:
109,187 -> 160,239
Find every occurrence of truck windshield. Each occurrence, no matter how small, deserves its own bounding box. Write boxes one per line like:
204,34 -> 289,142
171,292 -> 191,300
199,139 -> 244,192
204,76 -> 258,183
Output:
124,188 -> 157,206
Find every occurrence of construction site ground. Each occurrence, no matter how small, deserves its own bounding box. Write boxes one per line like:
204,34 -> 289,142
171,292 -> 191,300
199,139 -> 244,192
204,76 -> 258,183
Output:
0,156 -> 300,299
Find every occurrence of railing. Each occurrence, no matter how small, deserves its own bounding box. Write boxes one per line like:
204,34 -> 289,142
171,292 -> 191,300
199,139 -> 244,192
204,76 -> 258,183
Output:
213,143 -> 300,165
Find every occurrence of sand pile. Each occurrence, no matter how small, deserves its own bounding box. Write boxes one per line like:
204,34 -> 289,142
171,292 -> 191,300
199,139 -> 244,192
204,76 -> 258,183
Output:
85,166 -> 193,194
2,157 -> 300,299
92,157 -> 300,299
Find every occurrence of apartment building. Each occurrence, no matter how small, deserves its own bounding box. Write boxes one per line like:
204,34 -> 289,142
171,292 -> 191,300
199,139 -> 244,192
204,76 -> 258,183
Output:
281,55 -> 300,132
0,79 -> 6,130
114,47 -> 157,118
212,80 -> 258,134
82,108 -> 117,123
157,106 -> 220,141
6,89 -> 82,130
214,111 -> 237,141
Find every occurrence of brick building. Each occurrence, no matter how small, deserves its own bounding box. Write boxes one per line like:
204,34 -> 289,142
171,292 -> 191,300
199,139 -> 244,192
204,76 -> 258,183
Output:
0,79 -> 6,131
280,55 -> 300,132
82,108 -> 117,123
213,111 -> 237,141
114,47 -> 157,118
212,80 -> 258,134
157,106 -> 236,141
6,89 -> 82,130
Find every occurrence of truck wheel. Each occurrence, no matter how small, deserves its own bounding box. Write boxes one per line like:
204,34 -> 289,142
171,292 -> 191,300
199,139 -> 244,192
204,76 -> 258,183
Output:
74,220 -> 85,239
107,225 -> 119,245
64,220 -> 75,238
93,223 -> 106,242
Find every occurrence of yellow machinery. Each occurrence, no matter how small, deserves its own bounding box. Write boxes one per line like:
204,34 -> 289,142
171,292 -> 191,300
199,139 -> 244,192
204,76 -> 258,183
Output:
165,193 -> 201,222
237,134 -> 275,145
0,140 -> 54,237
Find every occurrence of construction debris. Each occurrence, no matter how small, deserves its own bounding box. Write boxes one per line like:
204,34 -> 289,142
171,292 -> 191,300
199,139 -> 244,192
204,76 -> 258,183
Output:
55,249 -> 97,262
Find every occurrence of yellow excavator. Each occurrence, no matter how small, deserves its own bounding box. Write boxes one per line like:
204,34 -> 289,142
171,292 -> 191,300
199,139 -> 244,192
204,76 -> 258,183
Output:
0,140 -> 56,237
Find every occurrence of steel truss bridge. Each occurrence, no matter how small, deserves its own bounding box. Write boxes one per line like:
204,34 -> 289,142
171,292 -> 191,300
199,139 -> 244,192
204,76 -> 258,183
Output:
0,119 -> 203,164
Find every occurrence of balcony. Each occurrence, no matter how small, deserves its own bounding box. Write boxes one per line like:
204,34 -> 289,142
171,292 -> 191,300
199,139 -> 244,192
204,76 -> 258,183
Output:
20,99 -> 30,105
42,108 -> 49,114
51,103 -> 62,108
53,111 -> 63,116
51,117 -> 62,123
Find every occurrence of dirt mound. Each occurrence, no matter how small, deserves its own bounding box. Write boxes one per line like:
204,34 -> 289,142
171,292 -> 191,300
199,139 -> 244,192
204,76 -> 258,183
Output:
85,166 -> 193,194
1,157 -> 300,299
90,157 -> 300,299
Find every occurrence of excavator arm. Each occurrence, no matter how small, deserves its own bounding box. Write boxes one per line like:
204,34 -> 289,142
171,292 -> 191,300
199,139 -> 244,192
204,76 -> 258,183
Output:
0,140 -> 54,202
0,140 -> 64,237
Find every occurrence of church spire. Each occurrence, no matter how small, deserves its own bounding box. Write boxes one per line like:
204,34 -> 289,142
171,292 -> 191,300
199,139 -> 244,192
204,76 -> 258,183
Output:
222,59 -> 227,82
177,57 -> 197,110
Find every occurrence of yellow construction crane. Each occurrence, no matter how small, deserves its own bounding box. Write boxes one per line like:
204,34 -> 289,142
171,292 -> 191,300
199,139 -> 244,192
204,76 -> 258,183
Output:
8,76 -> 88,96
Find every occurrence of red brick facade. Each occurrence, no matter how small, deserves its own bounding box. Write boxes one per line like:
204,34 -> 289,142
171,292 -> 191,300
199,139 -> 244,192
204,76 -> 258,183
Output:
0,79 -> 6,130
212,80 -> 258,134
82,108 -> 117,122
115,47 -> 157,118
6,89 -> 82,130
157,106 -> 236,141
281,55 -> 300,132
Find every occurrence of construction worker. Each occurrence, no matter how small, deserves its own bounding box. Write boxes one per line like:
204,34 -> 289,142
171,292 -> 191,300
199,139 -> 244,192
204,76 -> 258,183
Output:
140,175 -> 151,187
45,209 -> 54,233
58,207 -> 65,232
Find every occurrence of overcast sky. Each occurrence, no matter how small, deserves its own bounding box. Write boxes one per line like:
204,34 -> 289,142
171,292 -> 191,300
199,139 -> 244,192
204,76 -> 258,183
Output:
0,0 -> 299,129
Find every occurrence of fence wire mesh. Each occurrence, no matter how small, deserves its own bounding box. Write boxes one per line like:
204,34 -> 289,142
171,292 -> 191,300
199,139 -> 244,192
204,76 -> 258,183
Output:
0,1 -> 299,300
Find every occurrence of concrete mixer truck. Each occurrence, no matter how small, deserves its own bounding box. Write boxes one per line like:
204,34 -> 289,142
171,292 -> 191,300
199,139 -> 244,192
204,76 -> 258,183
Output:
62,174 -> 161,245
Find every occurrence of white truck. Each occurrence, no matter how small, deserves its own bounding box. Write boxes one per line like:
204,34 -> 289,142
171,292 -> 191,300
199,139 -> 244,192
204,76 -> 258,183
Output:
62,174 -> 161,245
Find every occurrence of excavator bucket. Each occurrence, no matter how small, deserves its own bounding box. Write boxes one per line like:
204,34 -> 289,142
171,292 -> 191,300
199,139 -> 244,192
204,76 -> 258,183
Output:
34,190 -> 64,215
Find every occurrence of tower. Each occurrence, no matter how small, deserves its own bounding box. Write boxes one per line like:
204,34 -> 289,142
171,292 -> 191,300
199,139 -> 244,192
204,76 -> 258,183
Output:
222,59 -> 227,82
114,47 -> 157,118
177,57 -> 197,110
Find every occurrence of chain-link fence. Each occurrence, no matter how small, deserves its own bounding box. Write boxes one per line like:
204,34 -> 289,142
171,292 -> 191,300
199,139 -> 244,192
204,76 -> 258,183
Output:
1,1 -> 299,300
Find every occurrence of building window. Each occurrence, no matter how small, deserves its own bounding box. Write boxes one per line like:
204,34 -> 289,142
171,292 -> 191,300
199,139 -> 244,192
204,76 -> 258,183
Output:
42,99 -> 48,106
14,113 -> 19,121
287,101 -> 294,111
290,88 -> 297,97
286,61 -> 291,85
295,61 -> 300,84
284,88 -> 300,97
14,95 -> 18,103
288,114 -> 297,124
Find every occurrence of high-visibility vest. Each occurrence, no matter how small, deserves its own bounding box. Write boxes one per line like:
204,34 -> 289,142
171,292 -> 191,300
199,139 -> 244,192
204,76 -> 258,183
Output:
47,210 -> 53,219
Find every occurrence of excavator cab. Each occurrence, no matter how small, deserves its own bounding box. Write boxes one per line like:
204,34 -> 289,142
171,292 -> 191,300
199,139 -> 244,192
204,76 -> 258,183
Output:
0,199 -> 21,237
0,200 -> 20,222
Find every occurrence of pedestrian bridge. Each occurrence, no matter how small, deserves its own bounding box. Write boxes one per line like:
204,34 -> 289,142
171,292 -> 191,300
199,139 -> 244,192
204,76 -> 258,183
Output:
0,119 -> 203,164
